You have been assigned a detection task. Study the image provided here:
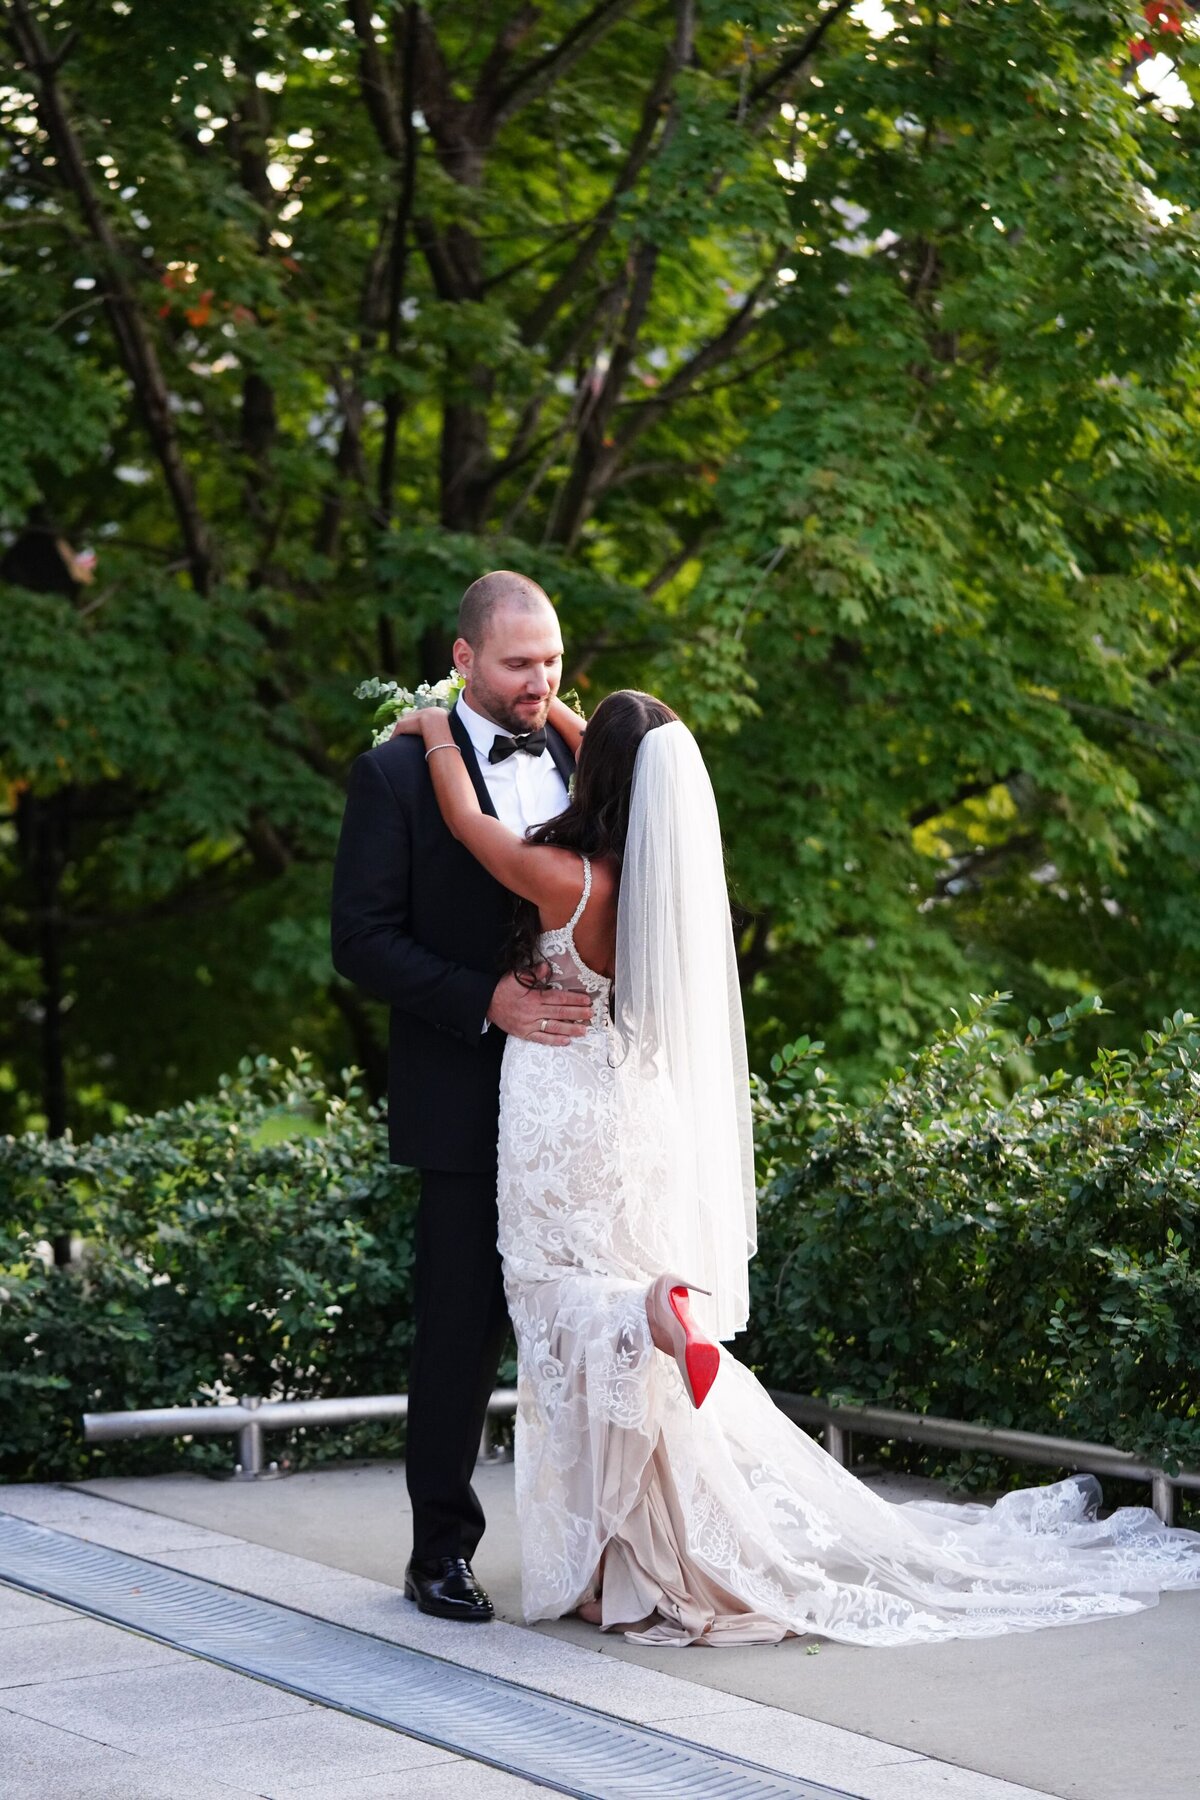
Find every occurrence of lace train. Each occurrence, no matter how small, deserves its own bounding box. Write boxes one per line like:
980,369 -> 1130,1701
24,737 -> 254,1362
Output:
497,892 -> 1200,1647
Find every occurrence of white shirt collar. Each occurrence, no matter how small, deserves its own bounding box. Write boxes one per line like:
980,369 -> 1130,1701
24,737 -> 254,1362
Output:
455,691 -> 547,763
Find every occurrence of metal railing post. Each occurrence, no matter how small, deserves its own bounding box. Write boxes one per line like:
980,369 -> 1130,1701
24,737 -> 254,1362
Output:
1151,1473 -> 1175,1526
234,1395 -> 265,1480
478,1414 -> 509,1465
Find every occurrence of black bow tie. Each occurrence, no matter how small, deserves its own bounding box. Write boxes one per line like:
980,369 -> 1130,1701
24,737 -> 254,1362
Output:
488,728 -> 547,764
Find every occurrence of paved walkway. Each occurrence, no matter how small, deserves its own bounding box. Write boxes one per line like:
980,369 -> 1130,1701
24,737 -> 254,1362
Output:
2,1460 -> 1195,1799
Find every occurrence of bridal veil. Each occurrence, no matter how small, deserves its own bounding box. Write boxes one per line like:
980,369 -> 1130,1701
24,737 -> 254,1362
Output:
612,720 -> 757,1342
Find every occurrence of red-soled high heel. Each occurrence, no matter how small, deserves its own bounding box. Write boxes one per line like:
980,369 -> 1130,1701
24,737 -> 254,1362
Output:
646,1273 -> 721,1409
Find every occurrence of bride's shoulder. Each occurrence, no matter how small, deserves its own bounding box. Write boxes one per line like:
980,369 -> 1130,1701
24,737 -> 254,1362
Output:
587,853 -> 620,903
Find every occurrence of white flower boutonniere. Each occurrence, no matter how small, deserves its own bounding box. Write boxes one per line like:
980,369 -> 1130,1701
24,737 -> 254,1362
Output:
355,671 -> 466,747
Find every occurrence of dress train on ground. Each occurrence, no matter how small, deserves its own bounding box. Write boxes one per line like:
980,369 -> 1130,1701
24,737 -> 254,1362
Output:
497,881 -> 1200,1649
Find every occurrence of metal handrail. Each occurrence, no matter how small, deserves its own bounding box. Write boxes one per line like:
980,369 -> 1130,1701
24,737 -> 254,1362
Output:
768,1391 -> 1200,1526
83,1387 -> 1199,1522
82,1391 -> 519,1481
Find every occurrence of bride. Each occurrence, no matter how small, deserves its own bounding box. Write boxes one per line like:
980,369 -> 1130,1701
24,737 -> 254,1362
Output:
391,688 -> 1200,1647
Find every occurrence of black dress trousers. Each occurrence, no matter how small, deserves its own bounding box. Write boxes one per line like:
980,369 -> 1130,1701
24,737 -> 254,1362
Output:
405,1165 -> 510,1563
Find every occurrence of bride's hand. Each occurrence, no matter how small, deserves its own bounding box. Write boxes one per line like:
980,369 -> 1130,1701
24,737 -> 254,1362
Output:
389,711 -> 428,739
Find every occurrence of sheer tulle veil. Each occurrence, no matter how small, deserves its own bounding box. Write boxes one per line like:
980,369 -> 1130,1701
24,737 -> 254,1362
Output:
612,719 -> 756,1341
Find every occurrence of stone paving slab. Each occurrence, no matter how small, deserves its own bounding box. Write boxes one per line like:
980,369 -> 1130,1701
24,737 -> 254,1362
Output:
1,1651 -> 315,1745
130,1706 -> 458,1792
0,1483 -> 243,1554
0,1707 -> 252,1800
0,1589 -> 520,1800
0,1586 -> 72,1629
643,1706 -> 1050,1800
68,1457 -> 1200,1800
0,1614 -> 178,1689
1,1481 -> 1059,1800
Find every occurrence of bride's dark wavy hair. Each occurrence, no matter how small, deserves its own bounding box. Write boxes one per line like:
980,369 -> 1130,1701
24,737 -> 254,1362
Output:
507,688 -> 678,986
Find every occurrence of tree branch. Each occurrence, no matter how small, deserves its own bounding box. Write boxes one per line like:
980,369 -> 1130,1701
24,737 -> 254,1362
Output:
516,37 -> 677,345
645,520 -> 711,596
542,0 -> 695,546
313,146 -> 402,555
345,0 -> 407,158
741,0 -> 856,123
929,832 -> 1042,901
7,0 -> 214,594
376,3 -> 420,528
1148,642 -> 1200,688
486,0 -> 642,130
470,4 -> 539,121
615,344 -> 788,410
908,771 -> 1020,830
229,79 -> 278,545
545,236 -> 661,546
611,254 -> 784,456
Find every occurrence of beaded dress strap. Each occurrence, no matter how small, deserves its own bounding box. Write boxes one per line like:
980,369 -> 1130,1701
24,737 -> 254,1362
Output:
566,854 -> 592,935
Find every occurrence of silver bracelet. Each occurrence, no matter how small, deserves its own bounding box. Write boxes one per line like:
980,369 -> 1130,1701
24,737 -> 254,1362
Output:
424,742 -> 462,761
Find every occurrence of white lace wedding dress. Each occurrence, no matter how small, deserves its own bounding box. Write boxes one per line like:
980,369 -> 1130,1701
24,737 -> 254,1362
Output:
497,857 -> 1200,1647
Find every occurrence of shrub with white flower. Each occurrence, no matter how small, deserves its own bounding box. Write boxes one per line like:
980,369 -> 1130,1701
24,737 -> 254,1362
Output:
355,671 -> 465,747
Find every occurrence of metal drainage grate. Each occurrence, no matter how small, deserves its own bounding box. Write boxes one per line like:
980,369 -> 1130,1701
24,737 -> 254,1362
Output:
0,1511 -> 860,1800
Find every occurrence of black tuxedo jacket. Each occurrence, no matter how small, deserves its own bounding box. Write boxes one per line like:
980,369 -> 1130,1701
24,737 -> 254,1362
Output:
330,708 -> 574,1172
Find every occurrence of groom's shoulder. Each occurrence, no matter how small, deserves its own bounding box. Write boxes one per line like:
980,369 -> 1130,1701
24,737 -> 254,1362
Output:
353,734 -> 427,798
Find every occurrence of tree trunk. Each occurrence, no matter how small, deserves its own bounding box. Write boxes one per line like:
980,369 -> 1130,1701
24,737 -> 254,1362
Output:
17,789 -> 72,1263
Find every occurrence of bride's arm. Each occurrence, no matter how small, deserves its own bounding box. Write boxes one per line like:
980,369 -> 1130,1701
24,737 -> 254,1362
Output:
548,695 -> 586,758
392,708 -> 581,915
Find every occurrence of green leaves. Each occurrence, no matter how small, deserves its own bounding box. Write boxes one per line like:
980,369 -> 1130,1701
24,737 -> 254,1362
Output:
747,993 -> 1200,1491
3,1 -> 1200,1127
0,1054 -> 421,1480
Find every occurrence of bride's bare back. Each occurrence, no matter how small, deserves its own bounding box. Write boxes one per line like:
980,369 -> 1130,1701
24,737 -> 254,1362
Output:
536,849 -> 618,981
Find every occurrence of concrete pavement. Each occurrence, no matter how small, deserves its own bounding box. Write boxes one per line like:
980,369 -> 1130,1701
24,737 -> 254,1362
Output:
1,1458 -> 1194,1799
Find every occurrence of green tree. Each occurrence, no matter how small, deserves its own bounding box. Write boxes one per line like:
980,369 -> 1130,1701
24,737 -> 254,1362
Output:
1,1 -> 1199,1125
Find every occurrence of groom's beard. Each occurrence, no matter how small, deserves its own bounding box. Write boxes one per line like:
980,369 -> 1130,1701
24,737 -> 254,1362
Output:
467,678 -> 554,737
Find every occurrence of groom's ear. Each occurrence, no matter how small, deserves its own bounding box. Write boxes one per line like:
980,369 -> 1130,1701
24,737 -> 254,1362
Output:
452,637 -> 472,679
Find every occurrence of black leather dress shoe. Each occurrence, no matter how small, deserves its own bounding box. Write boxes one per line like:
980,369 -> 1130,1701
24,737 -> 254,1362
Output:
404,1555 -> 494,1622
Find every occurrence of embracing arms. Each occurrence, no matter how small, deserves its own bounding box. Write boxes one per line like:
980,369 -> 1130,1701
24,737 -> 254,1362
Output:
391,698 -> 585,921
331,742 -> 591,1044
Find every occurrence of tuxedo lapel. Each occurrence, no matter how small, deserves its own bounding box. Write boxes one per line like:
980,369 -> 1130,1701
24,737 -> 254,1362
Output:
449,707 -> 498,819
545,723 -> 575,791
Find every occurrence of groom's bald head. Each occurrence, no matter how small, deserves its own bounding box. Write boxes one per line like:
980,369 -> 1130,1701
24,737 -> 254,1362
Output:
458,570 -> 553,647
454,570 -> 563,734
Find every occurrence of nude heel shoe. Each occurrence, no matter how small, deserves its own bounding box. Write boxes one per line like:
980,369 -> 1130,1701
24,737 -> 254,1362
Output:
646,1274 -> 720,1409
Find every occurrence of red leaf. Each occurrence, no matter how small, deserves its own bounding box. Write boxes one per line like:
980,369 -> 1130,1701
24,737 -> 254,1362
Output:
185,289 -> 214,327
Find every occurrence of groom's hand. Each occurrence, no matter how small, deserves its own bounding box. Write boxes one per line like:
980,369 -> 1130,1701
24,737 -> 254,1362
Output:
488,969 -> 592,1043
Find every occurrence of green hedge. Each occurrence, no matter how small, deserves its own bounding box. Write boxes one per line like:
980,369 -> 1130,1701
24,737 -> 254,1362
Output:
3,1000 -> 1198,1495
745,995 -> 1200,1493
0,1056 -> 419,1480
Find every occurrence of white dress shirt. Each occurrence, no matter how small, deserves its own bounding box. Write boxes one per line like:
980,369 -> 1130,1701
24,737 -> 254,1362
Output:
455,693 -> 569,838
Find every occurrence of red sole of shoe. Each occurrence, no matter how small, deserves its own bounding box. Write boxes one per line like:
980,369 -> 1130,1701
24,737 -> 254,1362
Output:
686,1340 -> 720,1408
669,1285 -> 720,1408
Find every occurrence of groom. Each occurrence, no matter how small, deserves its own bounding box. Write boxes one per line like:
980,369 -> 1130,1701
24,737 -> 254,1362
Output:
330,571 -> 591,1621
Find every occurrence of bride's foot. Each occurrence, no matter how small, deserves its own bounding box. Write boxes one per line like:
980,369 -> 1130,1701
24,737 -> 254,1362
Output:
646,1274 -> 720,1409
574,1597 -> 659,1632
